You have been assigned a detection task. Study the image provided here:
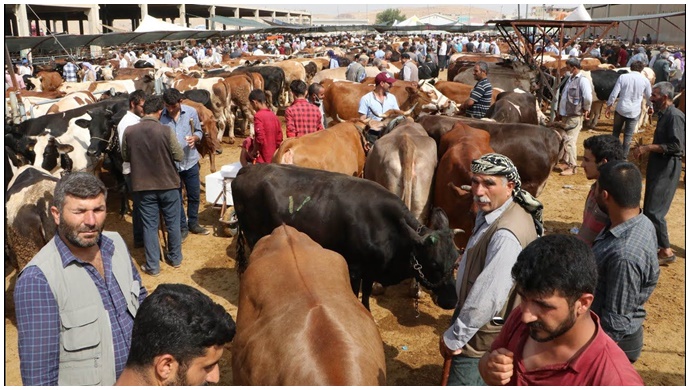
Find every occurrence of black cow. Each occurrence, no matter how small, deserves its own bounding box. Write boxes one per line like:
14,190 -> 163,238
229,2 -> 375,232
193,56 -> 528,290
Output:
417,115 -> 565,197
583,69 -> 620,129
133,60 -> 155,68
182,89 -> 214,112
231,164 -> 459,311
231,66 -> 285,108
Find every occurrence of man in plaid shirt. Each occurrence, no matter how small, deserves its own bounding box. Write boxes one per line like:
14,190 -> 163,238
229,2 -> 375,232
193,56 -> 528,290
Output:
285,80 -> 324,138
62,58 -> 78,82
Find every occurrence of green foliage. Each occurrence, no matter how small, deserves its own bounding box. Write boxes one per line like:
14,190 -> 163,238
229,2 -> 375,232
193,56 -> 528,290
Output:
376,8 -> 406,26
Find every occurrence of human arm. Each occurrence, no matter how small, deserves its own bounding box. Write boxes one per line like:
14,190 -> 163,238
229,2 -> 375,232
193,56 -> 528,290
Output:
580,76 -> 593,114
14,267 -> 60,385
167,127 -> 184,162
631,111 -> 685,158
479,348 -> 515,386
442,230 -> 522,351
606,78 -> 622,111
285,107 -> 296,138
121,128 -> 130,162
358,95 -> 371,120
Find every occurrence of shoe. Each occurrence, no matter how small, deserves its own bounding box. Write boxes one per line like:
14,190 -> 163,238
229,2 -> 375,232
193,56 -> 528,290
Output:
140,263 -> 160,277
554,163 -> 569,172
189,224 -> 210,235
658,254 -> 677,266
165,259 -> 182,269
560,167 -> 577,176
181,230 -> 189,243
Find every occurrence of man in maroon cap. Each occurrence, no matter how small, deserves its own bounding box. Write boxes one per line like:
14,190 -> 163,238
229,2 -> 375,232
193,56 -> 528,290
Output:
358,72 -> 400,121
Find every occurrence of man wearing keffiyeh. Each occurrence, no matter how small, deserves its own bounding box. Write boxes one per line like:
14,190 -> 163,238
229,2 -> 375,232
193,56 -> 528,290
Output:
440,153 -> 541,386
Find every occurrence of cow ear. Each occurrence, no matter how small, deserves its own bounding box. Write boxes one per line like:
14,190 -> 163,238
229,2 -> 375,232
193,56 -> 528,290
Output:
75,119 -> 90,128
105,109 -> 113,118
428,207 -> 450,231
56,143 -> 74,154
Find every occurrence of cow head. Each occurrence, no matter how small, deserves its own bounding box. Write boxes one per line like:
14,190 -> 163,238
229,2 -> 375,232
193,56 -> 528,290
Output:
6,130 -> 37,165
26,76 -> 43,92
80,108 -> 116,158
417,80 -> 459,116
406,207 -> 459,310
41,136 -> 74,172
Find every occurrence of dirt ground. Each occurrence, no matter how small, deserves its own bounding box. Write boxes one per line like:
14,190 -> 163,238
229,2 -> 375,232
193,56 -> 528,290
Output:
4,97 -> 686,386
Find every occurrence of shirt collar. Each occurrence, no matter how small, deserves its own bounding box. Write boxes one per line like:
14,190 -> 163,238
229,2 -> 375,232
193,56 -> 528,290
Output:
479,197 -> 514,227
54,232 -> 114,268
604,210 -> 644,238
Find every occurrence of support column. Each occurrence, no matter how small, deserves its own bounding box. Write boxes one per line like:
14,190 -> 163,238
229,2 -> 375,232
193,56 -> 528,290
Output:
178,4 -> 186,27
79,19 -> 84,35
254,9 -> 259,22
140,4 -> 148,25
62,15 -> 68,33
287,12 -> 291,24
86,5 -> 101,57
15,4 -> 30,36
209,6 -> 216,30
299,14 -> 303,25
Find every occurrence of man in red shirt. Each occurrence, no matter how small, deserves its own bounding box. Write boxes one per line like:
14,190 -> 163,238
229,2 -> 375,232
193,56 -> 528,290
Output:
617,44 -> 629,68
240,89 -> 282,165
285,80 -> 324,138
479,234 -> 644,386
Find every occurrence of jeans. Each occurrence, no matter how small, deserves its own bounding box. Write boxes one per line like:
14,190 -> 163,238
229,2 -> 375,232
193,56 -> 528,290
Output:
179,163 -> 201,231
612,111 -> 638,158
447,306 -> 487,386
137,189 -> 183,272
617,325 -> 644,363
124,174 -> 143,245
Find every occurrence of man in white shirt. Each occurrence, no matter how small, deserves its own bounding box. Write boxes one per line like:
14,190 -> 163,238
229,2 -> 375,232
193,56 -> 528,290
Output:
252,45 -> 265,55
118,90 -> 147,248
569,44 -> 581,58
438,39 -> 448,71
605,60 -> 653,158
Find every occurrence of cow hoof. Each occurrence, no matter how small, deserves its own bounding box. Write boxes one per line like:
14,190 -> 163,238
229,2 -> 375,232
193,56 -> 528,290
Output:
371,282 -> 387,296
229,138 -> 235,145
215,149 -> 223,155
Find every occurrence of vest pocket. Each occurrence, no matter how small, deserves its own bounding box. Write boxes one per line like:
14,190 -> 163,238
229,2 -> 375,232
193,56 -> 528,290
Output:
59,306 -> 102,385
129,280 -> 141,314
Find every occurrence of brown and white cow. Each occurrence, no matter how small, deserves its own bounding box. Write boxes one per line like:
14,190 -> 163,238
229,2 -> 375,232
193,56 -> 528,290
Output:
321,79 -> 420,123
232,225 -> 386,385
46,91 -> 97,115
26,71 -> 64,92
223,73 -> 256,137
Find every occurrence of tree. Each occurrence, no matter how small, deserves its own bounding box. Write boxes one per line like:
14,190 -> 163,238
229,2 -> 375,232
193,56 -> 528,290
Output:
376,8 -> 406,26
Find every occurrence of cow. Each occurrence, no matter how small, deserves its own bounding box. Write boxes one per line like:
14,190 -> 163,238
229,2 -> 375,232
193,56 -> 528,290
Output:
231,66 -> 285,109
263,60 -> 307,105
321,79 -> 419,123
272,120 -> 370,177
26,71 -> 64,92
432,80 -> 502,108
416,115 -> 565,197
311,66 -> 382,84
223,73 -> 256,137
231,163 -> 459,311
181,99 -> 221,172
45,91 -> 97,115
5,165 -> 59,272
169,74 -> 233,144
485,89 -> 547,125
5,90 -> 67,120
232,225 -> 386,386
57,79 -> 139,95
453,61 -> 540,94
433,123 -> 494,248
364,119 -> 437,224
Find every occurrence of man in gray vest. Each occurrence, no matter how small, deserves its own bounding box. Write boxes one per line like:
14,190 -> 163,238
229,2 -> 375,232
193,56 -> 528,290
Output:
346,54 -> 368,83
14,172 -> 148,385
440,153 -> 542,386
400,53 -> 419,82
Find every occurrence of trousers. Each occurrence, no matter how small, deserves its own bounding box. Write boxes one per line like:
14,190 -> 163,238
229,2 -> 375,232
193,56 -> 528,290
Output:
612,111 -> 638,158
179,163 -> 201,231
643,155 -> 682,249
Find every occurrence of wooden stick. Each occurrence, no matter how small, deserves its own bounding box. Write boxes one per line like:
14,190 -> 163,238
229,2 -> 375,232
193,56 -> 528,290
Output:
441,357 -> 452,386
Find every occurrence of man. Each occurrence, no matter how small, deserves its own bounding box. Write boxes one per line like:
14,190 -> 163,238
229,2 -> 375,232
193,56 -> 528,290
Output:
181,51 -> 197,68
617,44 -> 628,68
569,44 -> 581,58
328,50 -> 339,69
6,64 -> 26,89
358,72 -> 400,121
591,161 -> 659,362
307,82 -> 327,129
81,62 -> 97,82
285,80 -> 324,138
374,44 -> 385,59
440,153 -> 542,386
160,88 -> 209,237
605,60 -> 653,158
346,54 -> 368,83
17,58 -> 33,78
400,53 -> 419,82
648,47 -> 667,67
555,58 -> 592,176
115,284 -> 236,386
652,51 -> 671,83
62,58 -> 78,82
460,61 -> 493,119
418,54 -> 438,80
240,89 -> 283,165
577,135 -> 625,246
589,43 -> 602,59
627,46 -> 649,67
631,81 -> 685,265
438,38 -> 448,71
14,172 -> 148,385
123,95 -> 184,276
479,234 -> 644,386
117,90 -> 147,248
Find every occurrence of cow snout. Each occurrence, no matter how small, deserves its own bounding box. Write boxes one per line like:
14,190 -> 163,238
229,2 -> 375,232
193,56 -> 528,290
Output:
86,148 -> 100,157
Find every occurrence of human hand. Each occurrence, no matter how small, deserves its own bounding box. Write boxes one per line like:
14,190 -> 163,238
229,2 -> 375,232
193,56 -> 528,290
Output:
439,336 -> 462,359
483,348 -> 514,386
604,106 -> 611,119
583,110 -> 590,120
630,145 -> 644,160
185,135 -> 196,148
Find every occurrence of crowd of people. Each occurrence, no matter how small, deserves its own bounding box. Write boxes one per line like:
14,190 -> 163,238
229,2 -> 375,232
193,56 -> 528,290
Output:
8,26 -> 686,386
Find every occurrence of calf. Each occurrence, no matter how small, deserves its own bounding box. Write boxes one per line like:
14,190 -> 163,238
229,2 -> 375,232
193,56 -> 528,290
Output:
232,164 -> 459,311
232,225 -> 386,385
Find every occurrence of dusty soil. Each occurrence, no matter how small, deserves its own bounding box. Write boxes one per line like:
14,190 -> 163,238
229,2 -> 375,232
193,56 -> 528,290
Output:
4,99 -> 685,386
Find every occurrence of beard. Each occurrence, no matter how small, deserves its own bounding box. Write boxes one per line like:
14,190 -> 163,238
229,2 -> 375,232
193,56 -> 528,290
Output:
59,215 -> 103,248
165,363 -> 206,386
527,308 -> 577,343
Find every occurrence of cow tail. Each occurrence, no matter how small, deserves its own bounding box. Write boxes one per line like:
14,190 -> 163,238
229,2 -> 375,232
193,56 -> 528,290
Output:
400,134 -> 416,213
236,225 -> 248,274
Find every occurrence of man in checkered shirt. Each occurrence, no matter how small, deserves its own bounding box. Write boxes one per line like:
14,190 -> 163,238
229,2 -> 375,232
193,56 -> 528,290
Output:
61,58 -> 78,82
285,80 -> 324,138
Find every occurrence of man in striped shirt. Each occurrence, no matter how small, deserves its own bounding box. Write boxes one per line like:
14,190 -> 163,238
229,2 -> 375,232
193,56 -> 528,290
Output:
461,62 -> 493,119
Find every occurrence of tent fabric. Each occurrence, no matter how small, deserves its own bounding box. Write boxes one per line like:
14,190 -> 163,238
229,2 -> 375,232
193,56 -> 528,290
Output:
134,15 -> 196,32
207,15 -> 268,28
564,5 -> 592,22
395,15 -> 422,27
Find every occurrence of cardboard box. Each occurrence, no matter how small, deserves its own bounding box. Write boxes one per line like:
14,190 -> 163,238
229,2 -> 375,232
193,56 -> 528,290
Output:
205,162 -> 243,206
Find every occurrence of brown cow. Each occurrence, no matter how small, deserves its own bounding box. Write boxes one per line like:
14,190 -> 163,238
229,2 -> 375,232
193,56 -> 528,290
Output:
223,74 -> 255,137
434,123 -> 494,248
272,120 -> 369,177
26,71 -> 64,92
45,91 -> 97,115
181,99 -> 221,172
264,60 -> 307,105
433,80 -> 502,107
232,225 -> 386,386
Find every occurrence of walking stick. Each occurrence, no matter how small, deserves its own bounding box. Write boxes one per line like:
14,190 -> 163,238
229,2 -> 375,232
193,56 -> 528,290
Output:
441,357 -> 452,386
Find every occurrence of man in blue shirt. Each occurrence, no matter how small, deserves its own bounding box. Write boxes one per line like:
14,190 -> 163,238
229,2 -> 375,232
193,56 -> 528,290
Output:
358,72 -> 400,121
161,88 -> 209,237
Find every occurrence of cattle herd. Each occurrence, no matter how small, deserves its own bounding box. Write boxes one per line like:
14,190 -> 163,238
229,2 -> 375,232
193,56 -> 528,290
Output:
4,31 -> 685,385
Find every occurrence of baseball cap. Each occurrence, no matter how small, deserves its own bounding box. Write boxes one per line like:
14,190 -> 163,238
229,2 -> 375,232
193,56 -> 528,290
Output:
375,72 -> 396,85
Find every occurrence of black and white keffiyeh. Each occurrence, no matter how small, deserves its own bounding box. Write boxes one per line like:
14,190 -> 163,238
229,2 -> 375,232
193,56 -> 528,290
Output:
471,153 -> 544,236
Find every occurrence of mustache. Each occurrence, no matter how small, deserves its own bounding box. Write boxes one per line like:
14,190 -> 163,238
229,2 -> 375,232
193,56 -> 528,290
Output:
473,195 -> 491,203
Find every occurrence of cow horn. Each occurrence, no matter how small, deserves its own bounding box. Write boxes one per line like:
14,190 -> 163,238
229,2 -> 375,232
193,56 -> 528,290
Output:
378,111 -> 389,119
403,103 -> 417,116
335,114 -> 344,123
452,228 -> 465,235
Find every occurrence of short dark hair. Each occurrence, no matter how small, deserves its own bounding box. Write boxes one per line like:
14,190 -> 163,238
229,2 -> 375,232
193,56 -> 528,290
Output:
476,61 -> 489,74
143,95 -> 164,114
289,80 -> 307,96
582,135 -> 624,163
597,161 -> 642,208
53,172 -> 107,210
566,57 -> 581,69
248,89 -> 266,104
512,234 -> 598,305
162,88 -> 183,105
308,82 -> 324,96
402,53 -> 411,60
126,284 -> 236,369
630,60 -> 645,72
128,89 -> 147,108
